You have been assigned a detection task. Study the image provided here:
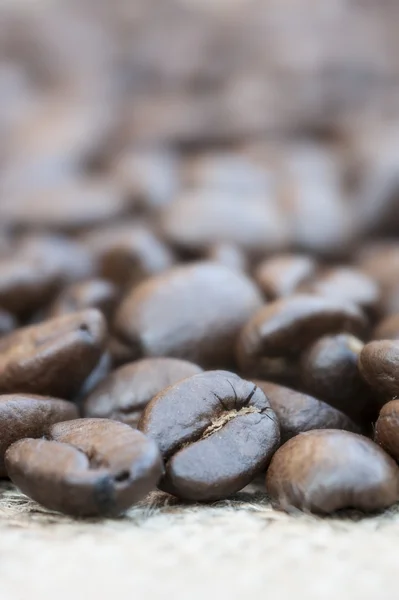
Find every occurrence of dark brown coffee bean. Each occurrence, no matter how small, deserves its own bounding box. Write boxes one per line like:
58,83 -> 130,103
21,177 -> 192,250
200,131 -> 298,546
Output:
5,418 -> 163,516
300,334 -> 376,424
0,309 -> 106,398
205,243 -> 247,272
83,357 -> 203,427
255,381 -> 358,443
302,267 -> 381,317
236,294 -> 367,382
81,223 -> 175,287
161,194 -> 288,256
115,262 -> 263,368
0,394 -> 77,476
0,177 -> 129,231
373,314 -> 399,340
254,254 -> 317,300
139,371 -> 280,501
375,400 -> 399,462
266,429 -> 399,513
359,340 -> 399,401
48,279 -> 119,321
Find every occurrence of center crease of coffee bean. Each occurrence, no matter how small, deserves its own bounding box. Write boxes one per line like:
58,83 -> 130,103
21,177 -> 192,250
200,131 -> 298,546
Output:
201,406 -> 260,440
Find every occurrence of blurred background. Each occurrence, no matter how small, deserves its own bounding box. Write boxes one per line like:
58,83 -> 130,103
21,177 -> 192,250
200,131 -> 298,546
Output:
1,0 -> 399,251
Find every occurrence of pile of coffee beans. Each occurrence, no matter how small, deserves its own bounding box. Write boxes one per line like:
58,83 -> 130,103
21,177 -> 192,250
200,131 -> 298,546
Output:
1,137 -> 399,519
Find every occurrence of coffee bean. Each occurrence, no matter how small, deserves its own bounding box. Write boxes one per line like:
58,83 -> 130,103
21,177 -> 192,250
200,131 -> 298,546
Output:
373,314 -> 399,340
255,381 -> 358,443
5,418 -> 163,516
375,400 -> 399,461
255,254 -> 317,300
81,223 -> 175,287
139,371 -> 280,501
205,243 -> 247,272
115,262 -> 263,368
301,267 -> 381,317
300,334 -> 376,424
83,357 -> 203,427
0,394 -> 77,476
161,194 -> 288,256
266,429 -> 399,513
358,340 -> 399,401
0,309 -> 106,398
48,279 -> 119,321
236,294 -> 367,382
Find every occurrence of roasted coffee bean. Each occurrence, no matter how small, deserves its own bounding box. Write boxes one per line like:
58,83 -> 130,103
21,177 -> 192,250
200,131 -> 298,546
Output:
375,400 -> 399,461
302,267 -> 381,317
300,334 -> 376,424
0,394 -> 77,476
161,194 -> 288,256
266,430 -> 399,513
205,243 -> 247,272
359,340 -> 399,401
236,295 -> 366,382
83,357 -> 203,427
48,279 -> 119,321
0,309 -> 106,398
81,223 -> 175,287
115,262 -> 262,368
5,418 -> 163,516
254,254 -> 317,300
139,371 -> 280,501
373,314 -> 399,340
255,381 -> 358,443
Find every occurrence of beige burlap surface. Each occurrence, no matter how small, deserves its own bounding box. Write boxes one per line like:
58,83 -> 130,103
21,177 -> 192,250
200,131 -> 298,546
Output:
1,481 -> 399,600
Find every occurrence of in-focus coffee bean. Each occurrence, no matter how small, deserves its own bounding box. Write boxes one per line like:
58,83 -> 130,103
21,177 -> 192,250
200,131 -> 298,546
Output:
139,371 -> 280,501
358,340 -> 399,401
5,418 -> 163,516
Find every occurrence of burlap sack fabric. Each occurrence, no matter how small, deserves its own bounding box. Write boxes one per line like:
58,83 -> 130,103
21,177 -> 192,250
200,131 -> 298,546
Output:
1,3 -> 399,598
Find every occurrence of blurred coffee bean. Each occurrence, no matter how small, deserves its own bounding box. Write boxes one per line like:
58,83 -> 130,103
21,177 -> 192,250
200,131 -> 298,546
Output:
254,253 -> 318,300
256,380 -> 358,443
80,223 -> 175,287
108,336 -> 139,368
0,309 -> 17,336
161,193 -> 289,256
74,352 -> 112,404
83,357 -> 203,428
300,334 -> 376,424
0,394 -> 77,476
48,279 -> 119,321
375,400 -> 399,462
139,371 -> 280,501
115,262 -> 263,368
0,309 -> 106,399
301,267 -> 381,317
112,146 -> 180,211
373,314 -> 399,340
266,430 -> 399,513
205,243 -> 247,272
236,295 -> 367,382
5,419 -> 163,516
359,340 -> 399,402
0,177 -> 128,231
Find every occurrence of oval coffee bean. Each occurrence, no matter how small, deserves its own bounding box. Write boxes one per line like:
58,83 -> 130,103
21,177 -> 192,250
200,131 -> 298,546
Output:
373,314 -> 399,340
266,430 -> 399,513
139,371 -> 280,501
83,357 -> 203,427
5,418 -> 163,516
255,381 -> 358,443
358,340 -> 399,401
236,294 -> 366,382
375,400 -> 399,461
254,254 -> 318,300
300,334 -> 376,424
48,279 -> 119,321
302,267 -> 381,317
0,394 -> 77,476
115,262 -> 263,368
0,309 -> 106,398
